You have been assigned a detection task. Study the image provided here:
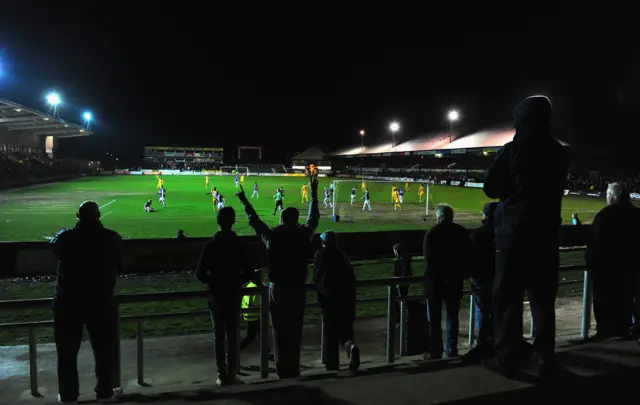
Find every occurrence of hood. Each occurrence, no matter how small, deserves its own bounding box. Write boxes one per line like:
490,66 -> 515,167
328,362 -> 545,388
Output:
512,95 -> 552,139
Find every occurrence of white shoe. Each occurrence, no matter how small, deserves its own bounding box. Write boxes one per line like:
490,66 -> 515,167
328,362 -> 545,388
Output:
57,394 -> 77,404
98,387 -> 123,403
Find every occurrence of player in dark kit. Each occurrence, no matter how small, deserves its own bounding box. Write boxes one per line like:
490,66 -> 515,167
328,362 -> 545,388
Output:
273,189 -> 284,215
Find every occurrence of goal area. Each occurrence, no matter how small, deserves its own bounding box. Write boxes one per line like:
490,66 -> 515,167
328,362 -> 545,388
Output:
330,178 -> 437,223
220,166 -> 250,175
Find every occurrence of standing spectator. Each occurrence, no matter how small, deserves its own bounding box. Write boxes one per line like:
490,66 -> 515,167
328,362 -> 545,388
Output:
423,204 -> 472,359
175,229 -> 187,240
50,201 -> 123,403
483,95 -> 570,379
464,202 -> 498,362
572,212 -> 582,226
393,243 -> 413,324
586,183 -> 640,340
313,231 -> 360,372
236,175 -> 320,379
195,207 -> 253,386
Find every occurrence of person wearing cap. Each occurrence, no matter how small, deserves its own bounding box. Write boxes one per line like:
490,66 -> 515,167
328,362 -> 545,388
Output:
235,173 -> 320,379
464,202 -> 499,363
483,95 -> 570,379
313,231 -> 360,372
50,201 -> 124,403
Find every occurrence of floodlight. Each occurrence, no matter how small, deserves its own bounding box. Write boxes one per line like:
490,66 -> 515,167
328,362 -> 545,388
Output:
359,130 -> 365,136
46,93 -> 61,106
389,122 -> 400,132
448,110 -> 459,121
83,112 -> 92,121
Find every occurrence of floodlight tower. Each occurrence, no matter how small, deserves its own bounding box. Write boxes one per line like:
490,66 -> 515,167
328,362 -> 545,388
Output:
83,112 -> 92,132
359,129 -> 365,151
389,122 -> 400,147
46,92 -> 61,119
447,110 -> 459,143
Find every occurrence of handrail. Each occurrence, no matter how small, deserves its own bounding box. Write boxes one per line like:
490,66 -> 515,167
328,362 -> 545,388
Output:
0,264 -> 592,399
0,264 -> 586,310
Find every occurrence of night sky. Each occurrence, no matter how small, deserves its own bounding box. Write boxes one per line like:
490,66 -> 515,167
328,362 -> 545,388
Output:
0,8 -> 637,166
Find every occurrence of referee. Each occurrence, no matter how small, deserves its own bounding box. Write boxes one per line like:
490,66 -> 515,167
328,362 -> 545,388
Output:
273,189 -> 284,215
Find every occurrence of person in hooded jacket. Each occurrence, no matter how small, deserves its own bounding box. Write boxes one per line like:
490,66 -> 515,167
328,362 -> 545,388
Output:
195,206 -> 254,386
51,201 -> 124,403
313,231 -> 360,372
483,95 -> 570,378
464,202 -> 498,362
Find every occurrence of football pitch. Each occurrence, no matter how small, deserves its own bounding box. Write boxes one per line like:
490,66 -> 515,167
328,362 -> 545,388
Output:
0,175 -> 606,242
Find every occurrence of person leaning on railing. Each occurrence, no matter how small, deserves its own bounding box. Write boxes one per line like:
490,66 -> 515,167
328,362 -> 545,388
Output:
235,173 -> 320,379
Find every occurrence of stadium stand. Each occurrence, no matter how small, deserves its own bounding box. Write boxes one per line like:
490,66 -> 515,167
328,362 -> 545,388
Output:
0,98 -> 91,188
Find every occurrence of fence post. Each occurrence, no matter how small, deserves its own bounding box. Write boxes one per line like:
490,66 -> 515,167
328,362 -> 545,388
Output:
259,287 -> 269,379
581,270 -> 592,339
468,295 -> 476,348
28,326 -> 38,397
136,320 -> 144,386
320,316 -> 325,364
386,285 -> 396,364
399,300 -> 406,356
115,303 -> 122,387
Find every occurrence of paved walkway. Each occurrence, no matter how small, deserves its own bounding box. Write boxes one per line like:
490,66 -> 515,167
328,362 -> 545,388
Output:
0,297 -> 605,404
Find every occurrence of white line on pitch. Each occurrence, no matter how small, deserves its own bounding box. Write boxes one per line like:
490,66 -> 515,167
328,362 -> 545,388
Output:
102,211 -> 113,219
100,199 -> 116,209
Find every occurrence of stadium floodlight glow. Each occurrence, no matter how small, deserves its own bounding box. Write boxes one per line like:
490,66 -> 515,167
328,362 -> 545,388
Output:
46,93 -> 61,106
448,110 -> 459,121
359,129 -> 365,136
83,112 -> 92,121
389,122 -> 400,132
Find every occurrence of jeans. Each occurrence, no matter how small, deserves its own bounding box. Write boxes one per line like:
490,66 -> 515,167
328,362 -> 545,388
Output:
208,294 -> 242,379
426,292 -> 461,356
54,298 -> 119,402
269,283 -> 306,378
471,277 -> 493,346
322,301 -> 356,370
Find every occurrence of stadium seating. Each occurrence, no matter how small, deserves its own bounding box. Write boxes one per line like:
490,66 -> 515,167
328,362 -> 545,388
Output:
0,144 -> 84,188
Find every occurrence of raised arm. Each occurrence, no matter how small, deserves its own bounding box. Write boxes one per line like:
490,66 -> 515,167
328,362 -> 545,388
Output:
304,176 -> 320,236
236,185 -> 272,247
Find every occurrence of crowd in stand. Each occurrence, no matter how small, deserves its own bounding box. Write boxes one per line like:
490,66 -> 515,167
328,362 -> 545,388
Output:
45,96 -> 640,403
0,144 -> 83,187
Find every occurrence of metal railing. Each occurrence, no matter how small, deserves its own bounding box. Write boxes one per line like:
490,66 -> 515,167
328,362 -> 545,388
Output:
0,264 -> 591,397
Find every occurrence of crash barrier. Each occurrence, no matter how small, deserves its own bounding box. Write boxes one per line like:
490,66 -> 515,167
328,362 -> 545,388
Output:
0,261 -> 591,397
0,226 -> 589,278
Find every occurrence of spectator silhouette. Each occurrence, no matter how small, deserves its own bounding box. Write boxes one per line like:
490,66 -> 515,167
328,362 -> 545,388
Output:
423,203 -> 472,359
236,175 -> 320,379
313,231 -> 360,372
175,229 -> 187,239
195,206 -> 253,386
586,182 -> 640,340
393,243 -> 412,324
50,201 -> 123,403
572,212 -> 582,226
464,201 -> 498,362
483,95 -> 570,379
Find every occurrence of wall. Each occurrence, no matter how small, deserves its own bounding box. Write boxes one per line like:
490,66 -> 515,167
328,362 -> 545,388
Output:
0,127 -> 44,149
0,226 -> 589,278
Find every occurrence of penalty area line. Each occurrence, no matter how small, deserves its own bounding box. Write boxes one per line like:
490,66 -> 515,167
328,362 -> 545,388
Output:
101,211 -> 113,219
100,199 -> 116,209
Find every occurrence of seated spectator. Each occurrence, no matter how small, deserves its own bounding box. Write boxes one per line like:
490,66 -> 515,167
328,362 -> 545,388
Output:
195,207 -> 253,386
313,231 -> 360,372
423,203 -> 471,360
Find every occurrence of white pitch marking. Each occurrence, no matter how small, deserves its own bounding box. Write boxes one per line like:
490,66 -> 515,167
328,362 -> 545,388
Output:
100,199 -> 116,209
101,211 -> 113,219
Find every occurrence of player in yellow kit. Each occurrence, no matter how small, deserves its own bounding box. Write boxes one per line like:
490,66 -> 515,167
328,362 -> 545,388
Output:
240,175 -> 245,185
156,175 -> 164,190
301,183 -> 309,203
418,184 -> 425,202
211,187 -> 218,211
405,181 -> 410,192
205,175 -> 210,188
393,190 -> 401,210
361,180 -> 366,192
391,185 -> 397,202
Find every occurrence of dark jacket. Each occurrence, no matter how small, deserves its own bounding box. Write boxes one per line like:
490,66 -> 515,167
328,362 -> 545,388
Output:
394,256 -> 413,278
469,220 -> 495,282
586,201 -> 640,276
195,230 -> 253,297
50,221 -> 123,302
483,96 -> 570,246
243,192 -> 320,285
312,246 -> 356,307
423,221 -> 471,299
